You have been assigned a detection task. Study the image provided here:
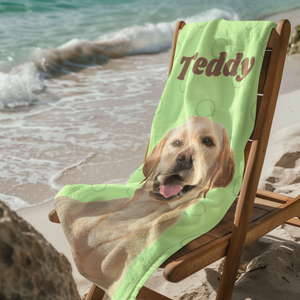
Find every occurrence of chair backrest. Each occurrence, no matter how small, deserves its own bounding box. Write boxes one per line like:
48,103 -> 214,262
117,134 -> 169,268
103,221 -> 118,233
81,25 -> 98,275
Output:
167,20 -> 290,167
165,19 -> 290,231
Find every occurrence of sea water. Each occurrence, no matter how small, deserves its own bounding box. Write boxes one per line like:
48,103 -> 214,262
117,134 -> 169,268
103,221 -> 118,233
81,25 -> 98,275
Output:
0,0 -> 299,210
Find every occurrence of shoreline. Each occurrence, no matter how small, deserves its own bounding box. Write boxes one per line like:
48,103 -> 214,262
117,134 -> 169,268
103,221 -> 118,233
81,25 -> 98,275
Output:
15,10 -> 300,300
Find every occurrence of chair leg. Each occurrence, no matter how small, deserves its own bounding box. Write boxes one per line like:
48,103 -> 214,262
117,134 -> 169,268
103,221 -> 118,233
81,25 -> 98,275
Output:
286,217 -> 300,227
136,286 -> 173,300
216,247 -> 242,300
215,227 -> 246,300
85,284 -> 106,300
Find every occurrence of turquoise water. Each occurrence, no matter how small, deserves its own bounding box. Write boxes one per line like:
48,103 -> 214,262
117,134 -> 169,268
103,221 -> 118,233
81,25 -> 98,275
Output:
0,0 -> 299,108
0,0 -> 298,210
1,0 -> 299,68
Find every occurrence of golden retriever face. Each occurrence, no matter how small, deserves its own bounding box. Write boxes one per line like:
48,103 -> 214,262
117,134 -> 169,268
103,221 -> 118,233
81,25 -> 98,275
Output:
143,116 -> 235,202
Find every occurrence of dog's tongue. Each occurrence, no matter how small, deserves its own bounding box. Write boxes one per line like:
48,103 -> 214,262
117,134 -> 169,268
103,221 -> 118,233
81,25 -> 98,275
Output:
159,184 -> 182,198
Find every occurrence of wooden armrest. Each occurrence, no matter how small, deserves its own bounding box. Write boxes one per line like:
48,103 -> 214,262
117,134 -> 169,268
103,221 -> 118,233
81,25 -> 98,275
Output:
49,209 -> 60,223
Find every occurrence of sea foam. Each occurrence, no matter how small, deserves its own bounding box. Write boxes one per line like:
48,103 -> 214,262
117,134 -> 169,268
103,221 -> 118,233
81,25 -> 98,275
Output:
34,9 -> 240,71
0,62 -> 44,109
0,8 -> 239,110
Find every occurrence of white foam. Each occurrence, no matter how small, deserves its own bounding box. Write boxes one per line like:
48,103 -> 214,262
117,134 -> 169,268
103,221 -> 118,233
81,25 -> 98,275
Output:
185,8 -> 240,23
58,38 -> 87,50
49,153 -> 96,190
4,9 -> 241,85
0,62 -> 44,109
0,192 -> 51,211
0,193 -> 30,211
96,9 -> 240,56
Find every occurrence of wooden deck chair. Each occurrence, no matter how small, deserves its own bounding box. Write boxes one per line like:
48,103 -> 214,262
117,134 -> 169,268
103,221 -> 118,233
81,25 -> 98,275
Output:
49,19 -> 299,300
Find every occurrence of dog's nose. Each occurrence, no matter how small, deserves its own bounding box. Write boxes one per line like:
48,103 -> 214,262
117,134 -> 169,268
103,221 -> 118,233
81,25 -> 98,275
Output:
176,145 -> 196,170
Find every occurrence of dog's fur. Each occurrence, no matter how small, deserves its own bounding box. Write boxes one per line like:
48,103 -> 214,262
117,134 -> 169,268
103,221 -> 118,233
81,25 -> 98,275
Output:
55,115 -> 235,294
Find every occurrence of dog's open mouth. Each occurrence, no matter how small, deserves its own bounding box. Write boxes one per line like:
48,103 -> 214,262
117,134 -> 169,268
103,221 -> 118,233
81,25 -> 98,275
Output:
151,175 -> 197,201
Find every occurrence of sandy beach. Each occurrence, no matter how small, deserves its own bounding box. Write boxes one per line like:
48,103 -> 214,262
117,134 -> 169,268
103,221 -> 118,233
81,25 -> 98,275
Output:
15,10 -> 300,300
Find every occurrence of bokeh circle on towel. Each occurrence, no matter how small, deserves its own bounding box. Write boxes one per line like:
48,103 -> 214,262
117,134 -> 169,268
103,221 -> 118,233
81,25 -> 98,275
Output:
243,21 -> 259,30
196,99 -> 215,117
91,184 -> 108,193
261,41 -> 268,57
184,201 -> 206,217
232,176 -> 243,197
127,187 -> 136,197
211,38 -> 228,58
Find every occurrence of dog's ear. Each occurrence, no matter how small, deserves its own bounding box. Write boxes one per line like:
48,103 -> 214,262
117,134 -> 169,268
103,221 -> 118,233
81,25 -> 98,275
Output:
142,131 -> 171,180
211,127 -> 235,189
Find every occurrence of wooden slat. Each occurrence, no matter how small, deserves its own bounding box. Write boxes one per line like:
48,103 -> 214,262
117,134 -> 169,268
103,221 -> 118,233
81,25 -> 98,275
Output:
256,95 -> 262,114
244,140 -> 252,164
163,234 -> 230,282
257,51 -> 272,94
251,21 -> 290,144
257,84 -> 264,95
207,220 -> 233,238
258,69 -> 268,89
160,234 -> 215,268
266,28 -> 276,48
286,217 -> 300,227
250,95 -> 263,140
253,197 -> 281,210
256,188 -> 293,203
261,50 -> 272,70
251,202 -> 275,219
245,194 -> 300,246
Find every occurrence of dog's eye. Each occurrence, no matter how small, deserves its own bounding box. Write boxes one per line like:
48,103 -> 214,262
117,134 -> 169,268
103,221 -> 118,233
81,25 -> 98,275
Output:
172,140 -> 182,147
203,138 -> 214,147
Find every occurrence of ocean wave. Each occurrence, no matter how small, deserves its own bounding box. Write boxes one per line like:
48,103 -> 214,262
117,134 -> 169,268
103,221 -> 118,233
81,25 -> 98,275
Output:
34,8 -> 240,73
0,192 -> 51,211
0,62 -> 45,109
0,8 -> 239,110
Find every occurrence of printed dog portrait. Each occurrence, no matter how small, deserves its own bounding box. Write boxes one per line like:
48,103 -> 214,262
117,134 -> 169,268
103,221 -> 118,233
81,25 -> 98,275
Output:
143,115 -> 235,201
54,115 -> 235,294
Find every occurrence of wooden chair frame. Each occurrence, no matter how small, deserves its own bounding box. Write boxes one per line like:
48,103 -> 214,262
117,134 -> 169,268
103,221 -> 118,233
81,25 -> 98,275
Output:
50,19 -> 299,300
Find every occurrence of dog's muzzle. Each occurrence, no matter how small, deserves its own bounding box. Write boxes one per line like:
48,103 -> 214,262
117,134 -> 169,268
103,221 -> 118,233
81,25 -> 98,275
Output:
174,144 -> 196,172
150,174 -> 197,201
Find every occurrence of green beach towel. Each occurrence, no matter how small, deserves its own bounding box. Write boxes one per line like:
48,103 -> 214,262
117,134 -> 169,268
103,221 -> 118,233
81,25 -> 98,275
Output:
54,19 -> 276,300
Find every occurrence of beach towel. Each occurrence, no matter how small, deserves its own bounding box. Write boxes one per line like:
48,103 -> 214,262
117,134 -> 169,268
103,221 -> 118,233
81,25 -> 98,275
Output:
54,19 -> 276,300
